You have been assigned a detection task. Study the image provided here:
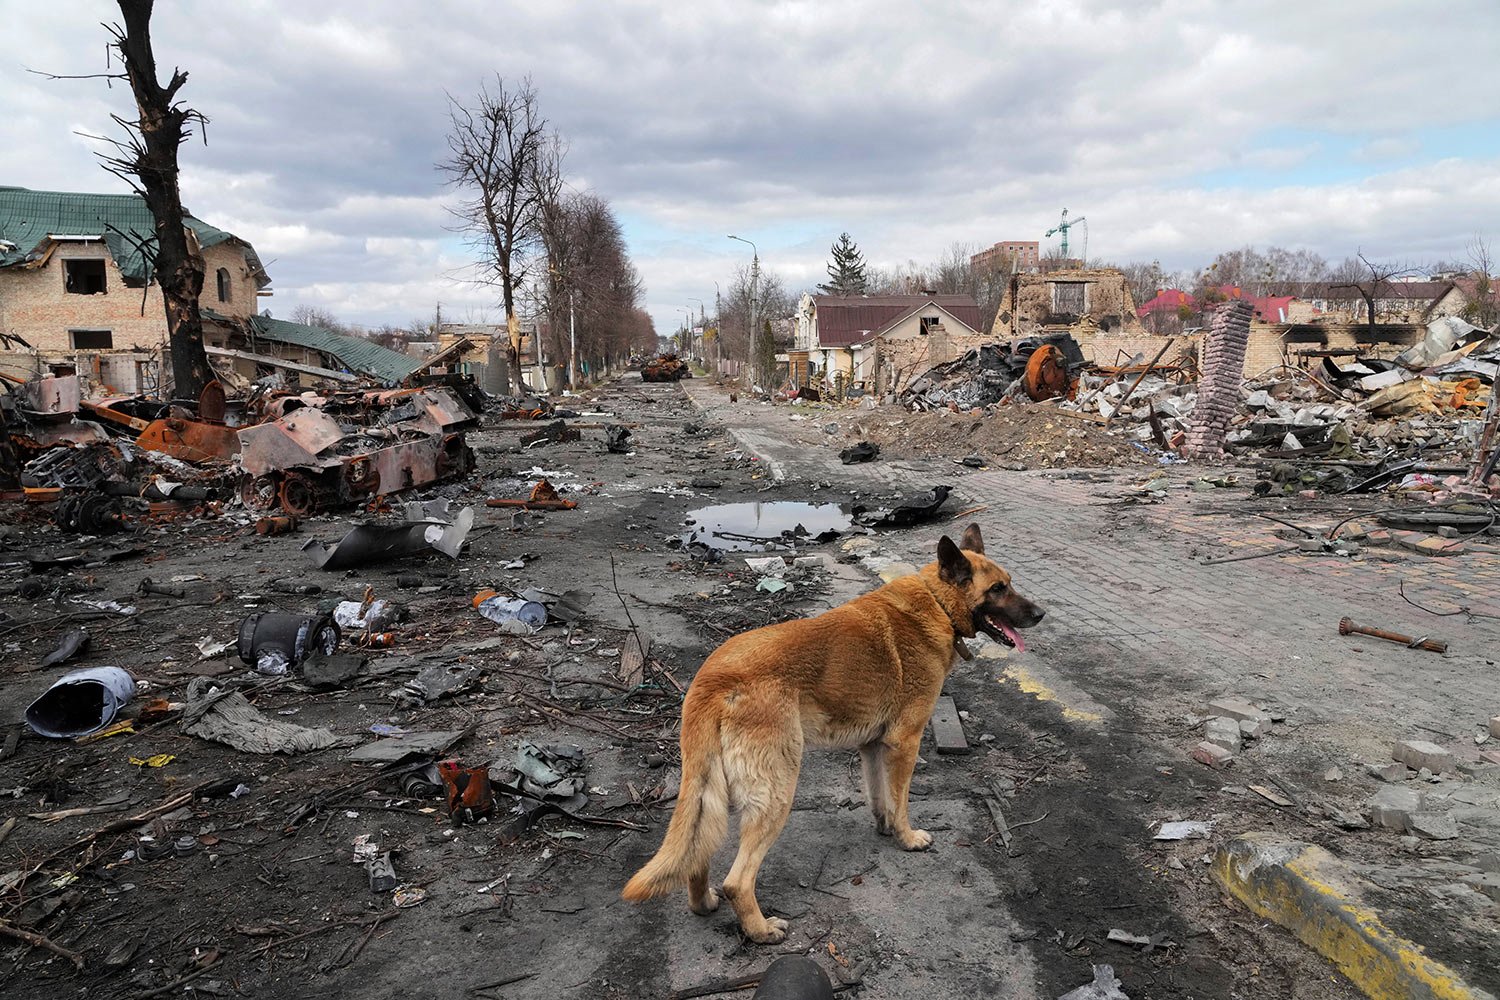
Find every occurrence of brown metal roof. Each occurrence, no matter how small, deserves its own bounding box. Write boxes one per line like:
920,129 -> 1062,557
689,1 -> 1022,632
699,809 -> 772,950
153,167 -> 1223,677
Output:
812,294 -> 981,347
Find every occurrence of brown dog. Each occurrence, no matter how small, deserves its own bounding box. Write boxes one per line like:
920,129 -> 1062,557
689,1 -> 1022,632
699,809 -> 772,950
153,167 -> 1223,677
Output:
622,523 -> 1044,942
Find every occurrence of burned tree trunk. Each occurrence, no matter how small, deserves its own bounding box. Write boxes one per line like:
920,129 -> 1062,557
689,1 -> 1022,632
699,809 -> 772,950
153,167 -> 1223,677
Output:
108,0 -> 212,402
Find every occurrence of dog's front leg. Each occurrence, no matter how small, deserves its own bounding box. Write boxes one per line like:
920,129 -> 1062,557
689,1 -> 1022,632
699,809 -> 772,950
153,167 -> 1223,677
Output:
880,725 -> 932,851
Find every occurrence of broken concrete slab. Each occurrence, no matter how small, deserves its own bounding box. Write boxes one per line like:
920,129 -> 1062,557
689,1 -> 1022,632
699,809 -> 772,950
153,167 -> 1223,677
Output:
1392,739 -> 1455,775
1204,716 -> 1241,753
1369,786 -> 1425,831
1205,697 -> 1272,726
1461,872 -> 1500,903
1238,716 -> 1270,739
1369,761 -> 1410,783
1407,812 -> 1460,841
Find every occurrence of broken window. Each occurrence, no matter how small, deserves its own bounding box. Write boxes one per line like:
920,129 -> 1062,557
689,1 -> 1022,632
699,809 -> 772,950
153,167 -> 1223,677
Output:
64,258 -> 107,295
216,267 -> 232,303
1051,281 -> 1087,315
919,315 -> 941,335
69,329 -> 113,350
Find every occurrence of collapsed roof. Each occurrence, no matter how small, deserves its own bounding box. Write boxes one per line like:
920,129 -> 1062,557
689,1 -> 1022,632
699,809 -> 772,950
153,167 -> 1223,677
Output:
0,186 -> 269,289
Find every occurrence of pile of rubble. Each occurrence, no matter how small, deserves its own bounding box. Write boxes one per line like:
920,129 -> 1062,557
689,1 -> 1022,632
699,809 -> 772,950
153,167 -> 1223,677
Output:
901,334 -> 1086,409
1,369 -> 484,521
897,315 -> 1500,492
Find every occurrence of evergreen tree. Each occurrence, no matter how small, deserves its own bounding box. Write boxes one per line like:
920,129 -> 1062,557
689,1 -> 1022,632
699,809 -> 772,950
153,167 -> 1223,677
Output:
818,233 -> 869,295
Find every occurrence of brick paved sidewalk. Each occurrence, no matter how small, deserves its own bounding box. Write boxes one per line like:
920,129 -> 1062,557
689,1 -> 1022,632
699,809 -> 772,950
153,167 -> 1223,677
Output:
683,380 -> 1500,758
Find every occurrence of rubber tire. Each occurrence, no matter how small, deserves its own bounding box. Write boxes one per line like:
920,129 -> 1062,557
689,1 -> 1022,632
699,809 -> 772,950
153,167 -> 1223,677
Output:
752,956 -> 834,1000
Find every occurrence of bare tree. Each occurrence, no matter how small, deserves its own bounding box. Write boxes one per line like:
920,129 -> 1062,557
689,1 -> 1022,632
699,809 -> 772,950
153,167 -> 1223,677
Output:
441,76 -> 551,393
1464,236 -> 1498,329
1330,251 -> 1420,341
62,1 -> 214,401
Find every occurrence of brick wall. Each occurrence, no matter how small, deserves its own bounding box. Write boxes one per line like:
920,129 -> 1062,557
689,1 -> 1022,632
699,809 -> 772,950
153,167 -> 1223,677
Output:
1073,320 -> 1422,381
0,240 -> 259,353
994,268 -> 1145,340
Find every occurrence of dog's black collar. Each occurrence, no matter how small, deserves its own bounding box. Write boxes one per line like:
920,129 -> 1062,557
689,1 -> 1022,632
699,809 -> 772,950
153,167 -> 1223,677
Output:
922,579 -> 975,660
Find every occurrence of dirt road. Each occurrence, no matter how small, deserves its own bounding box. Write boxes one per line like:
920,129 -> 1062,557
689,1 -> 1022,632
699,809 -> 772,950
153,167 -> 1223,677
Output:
3,375 -> 1496,999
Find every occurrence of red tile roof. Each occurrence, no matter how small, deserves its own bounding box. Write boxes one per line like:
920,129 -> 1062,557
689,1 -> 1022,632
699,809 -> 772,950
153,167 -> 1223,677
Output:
812,294 -> 981,348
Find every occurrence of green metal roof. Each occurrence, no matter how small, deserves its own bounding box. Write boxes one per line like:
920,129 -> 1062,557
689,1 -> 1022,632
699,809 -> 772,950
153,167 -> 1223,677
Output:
0,186 -> 268,288
245,315 -> 421,385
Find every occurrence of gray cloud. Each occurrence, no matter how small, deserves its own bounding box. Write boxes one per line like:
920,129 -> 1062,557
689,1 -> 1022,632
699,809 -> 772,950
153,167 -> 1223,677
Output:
2,0 -> 1497,335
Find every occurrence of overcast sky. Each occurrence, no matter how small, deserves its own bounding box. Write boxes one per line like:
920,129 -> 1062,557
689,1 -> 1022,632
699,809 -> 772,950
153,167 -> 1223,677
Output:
3,1 -> 1498,336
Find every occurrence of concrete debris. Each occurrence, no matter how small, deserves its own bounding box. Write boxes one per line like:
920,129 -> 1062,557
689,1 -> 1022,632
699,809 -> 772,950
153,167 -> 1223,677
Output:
1058,964 -> 1129,1000
1369,785 -> 1425,831
1392,739 -> 1456,775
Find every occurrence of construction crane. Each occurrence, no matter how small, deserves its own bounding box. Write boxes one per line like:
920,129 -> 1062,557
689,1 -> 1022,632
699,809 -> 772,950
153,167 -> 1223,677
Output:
1044,208 -> 1086,261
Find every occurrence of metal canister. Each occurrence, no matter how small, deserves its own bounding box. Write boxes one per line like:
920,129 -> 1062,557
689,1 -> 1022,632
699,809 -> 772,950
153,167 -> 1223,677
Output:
237,611 -> 340,674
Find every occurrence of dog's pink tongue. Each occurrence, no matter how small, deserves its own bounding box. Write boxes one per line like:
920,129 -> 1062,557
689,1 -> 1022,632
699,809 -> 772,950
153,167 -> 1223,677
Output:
1001,622 -> 1026,653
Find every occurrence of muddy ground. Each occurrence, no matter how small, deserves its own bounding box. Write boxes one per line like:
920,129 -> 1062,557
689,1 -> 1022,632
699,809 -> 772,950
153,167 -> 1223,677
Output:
0,376 -> 1378,1000
847,406 -> 1154,470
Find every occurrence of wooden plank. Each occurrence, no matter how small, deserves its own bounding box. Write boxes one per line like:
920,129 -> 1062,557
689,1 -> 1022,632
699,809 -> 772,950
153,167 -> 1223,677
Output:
619,629 -> 652,687
928,694 -> 970,755
204,345 -> 358,383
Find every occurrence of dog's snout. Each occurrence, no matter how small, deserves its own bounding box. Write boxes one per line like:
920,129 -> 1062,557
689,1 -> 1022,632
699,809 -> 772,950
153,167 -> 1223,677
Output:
1031,607 -> 1045,623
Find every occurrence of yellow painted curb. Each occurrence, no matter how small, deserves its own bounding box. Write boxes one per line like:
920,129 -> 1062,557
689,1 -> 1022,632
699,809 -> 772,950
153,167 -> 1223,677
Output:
1214,832 -> 1495,1000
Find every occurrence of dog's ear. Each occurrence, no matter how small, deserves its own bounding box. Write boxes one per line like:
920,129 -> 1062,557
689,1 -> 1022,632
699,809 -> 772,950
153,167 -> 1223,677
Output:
959,522 -> 984,554
937,535 -> 972,586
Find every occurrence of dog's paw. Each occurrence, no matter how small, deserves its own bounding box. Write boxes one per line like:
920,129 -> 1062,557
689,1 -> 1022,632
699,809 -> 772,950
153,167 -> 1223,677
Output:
690,887 -> 720,915
874,814 -> 893,836
898,828 -> 933,851
748,917 -> 789,944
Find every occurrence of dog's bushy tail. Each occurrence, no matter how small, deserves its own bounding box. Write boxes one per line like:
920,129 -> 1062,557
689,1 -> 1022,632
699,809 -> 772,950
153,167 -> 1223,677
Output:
622,704 -> 728,902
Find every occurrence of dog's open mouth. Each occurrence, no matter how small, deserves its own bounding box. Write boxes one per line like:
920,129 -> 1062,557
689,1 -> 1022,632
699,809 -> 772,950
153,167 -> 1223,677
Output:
983,613 -> 1026,653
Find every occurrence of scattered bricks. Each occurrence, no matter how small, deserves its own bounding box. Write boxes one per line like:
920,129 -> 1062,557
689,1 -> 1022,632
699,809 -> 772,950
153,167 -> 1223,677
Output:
1407,812 -> 1459,841
1362,529 -> 1393,545
1414,537 -> 1466,557
1192,741 -> 1234,769
1295,537 -> 1326,553
1239,717 -> 1270,740
1204,716 -> 1241,753
1394,532 -> 1467,557
1369,785 -> 1424,831
1337,521 -> 1371,540
1436,525 -> 1460,539
1490,715 -> 1500,739
1389,530 -> 1425,549
1206,698 -> 1273,726
1392,739 -> 1455,775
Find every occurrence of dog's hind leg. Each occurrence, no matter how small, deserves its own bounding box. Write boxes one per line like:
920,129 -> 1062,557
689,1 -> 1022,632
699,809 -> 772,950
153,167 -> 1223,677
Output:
721,729 -> 802,944
859,740 -> 892,835
687,866 -> 719,915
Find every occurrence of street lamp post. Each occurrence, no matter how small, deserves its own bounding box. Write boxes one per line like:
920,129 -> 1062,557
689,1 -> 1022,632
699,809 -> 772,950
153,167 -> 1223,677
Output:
727,235 -> 759,387
713,281 -> 722,372
567,287 -> 577,389
688,297 -> 705,361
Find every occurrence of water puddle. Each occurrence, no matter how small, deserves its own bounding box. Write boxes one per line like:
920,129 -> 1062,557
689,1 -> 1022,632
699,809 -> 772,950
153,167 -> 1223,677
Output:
681,502 -> 852,552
